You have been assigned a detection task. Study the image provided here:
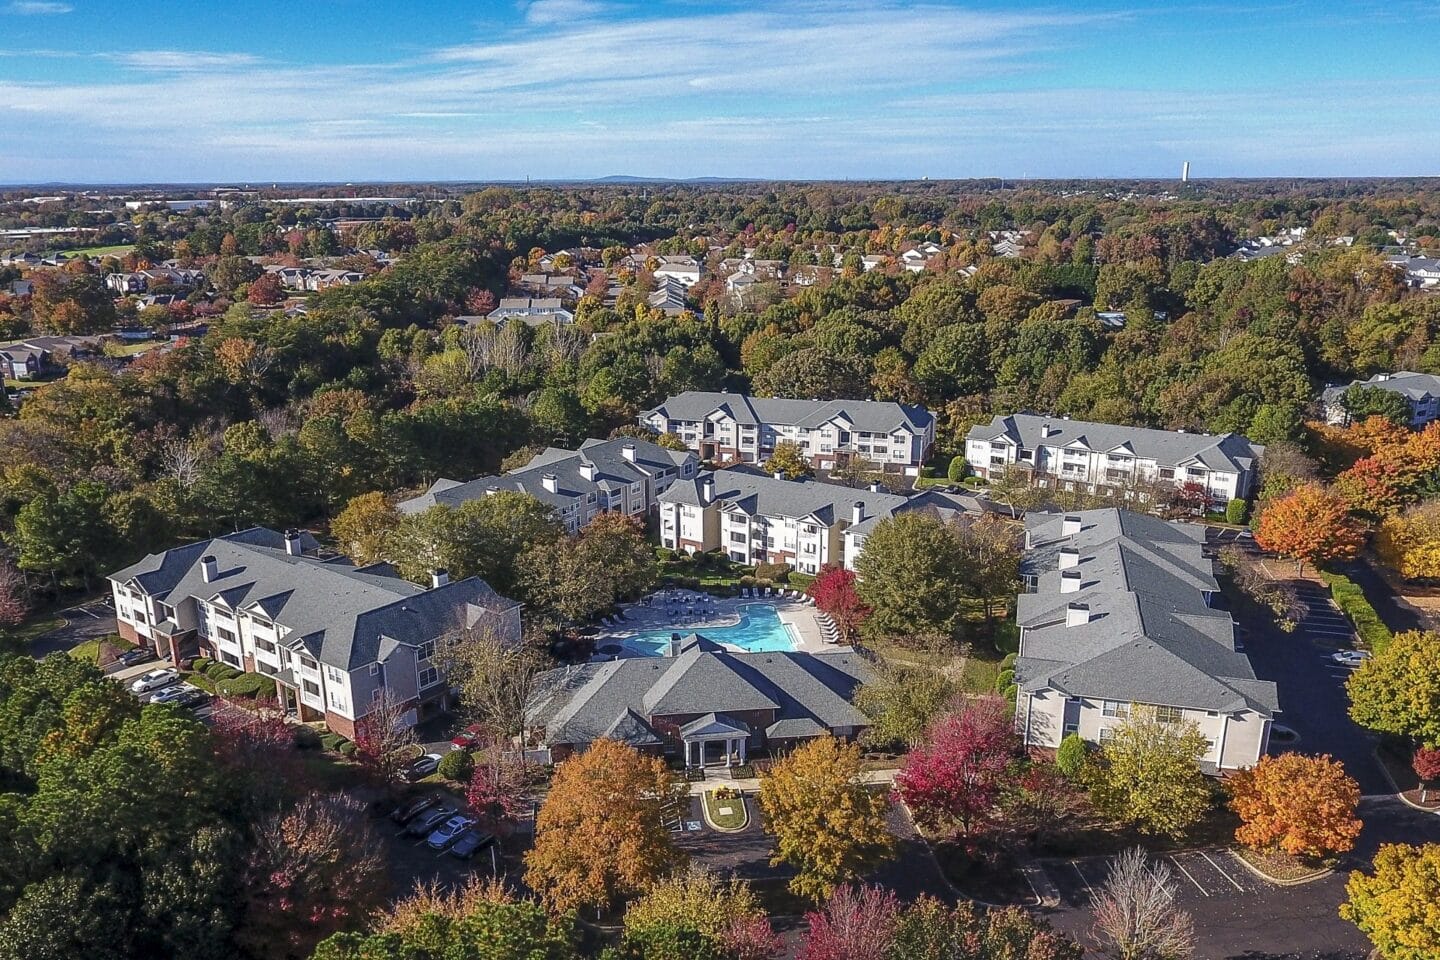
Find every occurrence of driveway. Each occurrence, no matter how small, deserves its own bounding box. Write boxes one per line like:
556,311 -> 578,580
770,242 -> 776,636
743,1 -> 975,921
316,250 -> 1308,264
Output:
26,599 -> 118,659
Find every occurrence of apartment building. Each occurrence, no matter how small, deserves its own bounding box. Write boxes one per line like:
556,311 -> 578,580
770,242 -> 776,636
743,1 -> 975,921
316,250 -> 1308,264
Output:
640,392 -> 935,476
657,468 -> 974,574
1322,371 -> 1440,428
109,527 -> 521,738
399,437 -> 698,533
1013,510 -> 1278,772
965,413 -> 1265,505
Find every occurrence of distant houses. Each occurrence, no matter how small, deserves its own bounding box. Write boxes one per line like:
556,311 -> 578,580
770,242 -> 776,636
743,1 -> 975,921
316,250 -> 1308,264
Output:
1014,509 -> 1278,772
486,297 -> 575,327
1322,371 -> 1440,428
965,413 -> 1265,506
641,392 -> 936,475
399,437 -> 699,534
0,335 -> 106,380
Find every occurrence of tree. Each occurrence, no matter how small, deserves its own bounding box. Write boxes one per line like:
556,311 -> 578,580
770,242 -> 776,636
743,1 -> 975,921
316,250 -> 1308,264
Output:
465,736 -> 537,838
525,738 -> 684,914
807,565 -> 871,641
519,513 -> 657,628
331,491 -> 399,565
1253,483 -> 1364,573
889,896 -> 1083,960
387,493 -> 562,592
853,662 -> 956,749
0,557 -> 28,628
1347,629 -> 1440,746
352,692 -> 419,789
1224,498 -> 1248,525
954,515 -> 1022,630
1376,501 -> 1440,580
1413,747 -> 1440,803
1341,842 -> 1440,960
1084,710 -> 1212,838
854,513 -> 967,639
235,792 -> 386,960
247,272 -> 284,305
986,465 -> 1047,519
946,455 -> 967,482
894,696 -> 1018,840
758,736 -> 893,900
764,440 -> 811,479
1343,385 -> 1414,427
620,867 -> 778,960
1055,733 -> 1088,777
437,749 -> 474,783
799,884 -> 898,960
1226,753 -> 1361,860
437,621 -> 545,738
1090,847 -> 1196,960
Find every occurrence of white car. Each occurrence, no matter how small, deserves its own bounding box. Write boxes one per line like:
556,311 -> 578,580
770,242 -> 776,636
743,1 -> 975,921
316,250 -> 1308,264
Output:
1332,650 -> 1373,667
130,668 -> 180,694
147,683 -> 198,706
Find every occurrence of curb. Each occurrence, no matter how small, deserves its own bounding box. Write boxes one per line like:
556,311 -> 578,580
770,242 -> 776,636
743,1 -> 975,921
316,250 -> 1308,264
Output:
1227,847 -> 1333,887
1372,746 -> 1440,814
698,790 -> 751,833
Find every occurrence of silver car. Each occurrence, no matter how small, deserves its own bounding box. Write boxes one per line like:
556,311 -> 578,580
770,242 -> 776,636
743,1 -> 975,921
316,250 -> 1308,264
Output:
426,815 -> 477,850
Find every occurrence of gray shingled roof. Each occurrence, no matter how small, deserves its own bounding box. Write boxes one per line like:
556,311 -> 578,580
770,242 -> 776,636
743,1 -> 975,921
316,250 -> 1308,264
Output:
527,636 -> 872,749
398,437 -> 691,516
660,466 -> 908,525
643,391 -> 933,434
1014,509 -> 1278,715
968,413 -> 1263,475
109,528 -> 518,671
1322,371 -> 1440,407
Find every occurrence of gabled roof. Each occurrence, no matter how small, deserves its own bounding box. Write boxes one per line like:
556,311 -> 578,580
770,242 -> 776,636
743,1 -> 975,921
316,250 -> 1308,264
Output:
968,413 -> 1263,475
1322,371 -> 1440,406
659,467 -> 908,527
642,391 -> 933,434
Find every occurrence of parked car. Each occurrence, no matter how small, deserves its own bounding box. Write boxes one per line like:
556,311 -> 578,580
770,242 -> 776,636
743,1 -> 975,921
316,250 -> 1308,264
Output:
404,806 -> 458,837
390,795 -> 440,825
447,829 -> 494,860
450,724 -> 486,751
1332,650 -> 1373,666
116,647 -> 157,667
406,753 -> 444,781
175,687 -> 212,709
147,683 -> 199,706
130,668 -> 180,694
425,815 -> 477,850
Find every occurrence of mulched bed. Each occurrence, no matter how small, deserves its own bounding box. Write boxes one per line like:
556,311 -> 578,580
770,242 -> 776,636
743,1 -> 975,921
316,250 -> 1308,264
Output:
1376,743 -> 1440,810
1233,847 -> 1333,883
929,841 -> 1034,905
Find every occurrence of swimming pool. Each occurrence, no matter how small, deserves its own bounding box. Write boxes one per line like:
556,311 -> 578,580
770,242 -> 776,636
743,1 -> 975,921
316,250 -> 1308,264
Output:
614,602 -> 797,655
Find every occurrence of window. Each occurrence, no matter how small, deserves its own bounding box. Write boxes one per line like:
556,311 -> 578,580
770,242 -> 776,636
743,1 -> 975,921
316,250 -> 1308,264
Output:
419,666 -> 440,689
1101,701 -> 1130,719
729,531 -> 746,544
220,651 -> 240,668
256,638 -> 275,653
215,626 -> 236,645
1062,721 -> 1080,737
1154,705 -> 1184,724
1098,727 -> 1116,743
302,680 -> 320,697
300,655 -> 317,671
418,640 -> 436,662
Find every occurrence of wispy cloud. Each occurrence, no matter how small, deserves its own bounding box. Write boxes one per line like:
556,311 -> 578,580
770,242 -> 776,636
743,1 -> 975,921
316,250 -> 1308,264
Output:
113,50 -> 262,72
5,1 -> 72,14
521,0 -> 611,24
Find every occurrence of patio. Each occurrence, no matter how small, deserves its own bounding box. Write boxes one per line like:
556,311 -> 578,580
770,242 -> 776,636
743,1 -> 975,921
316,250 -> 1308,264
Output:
591,588 -> 839,657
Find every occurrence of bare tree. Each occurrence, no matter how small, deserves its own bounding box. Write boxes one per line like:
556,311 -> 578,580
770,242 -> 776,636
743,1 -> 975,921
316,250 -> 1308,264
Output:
436,619 -> 545,741
0,556 -> 30,627
158,435 -> 213,489
353,691 -> 420,789
1090,847 -> 1196,960
255,404 -> 297,440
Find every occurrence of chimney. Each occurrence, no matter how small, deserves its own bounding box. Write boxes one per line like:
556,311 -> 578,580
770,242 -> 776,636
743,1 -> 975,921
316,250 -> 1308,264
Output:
542,473 -> 558,494
431,568 -> 449,589
701,475 -> 716,503
1041,423 -> 1053,438
667,632 -> 682,657
1059,546 -> 1080,569
200,555 -> 218,582
1060,569 -> 1083,594
1065,602 -> 1092,627
284,528 -> 303,556
579,460 -> 597,481
869,482 -> 883,493
621,443 -> 636,462
773,470 -> 784,481
1061,515 -> 1082,537
852,501 -> 865,525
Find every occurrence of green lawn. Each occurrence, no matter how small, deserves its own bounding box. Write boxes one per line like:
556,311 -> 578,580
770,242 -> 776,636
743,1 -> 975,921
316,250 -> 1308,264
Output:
701,789 -> 749,831
69,634 -> 134,664
65,243 -> 134,258
106,341 -> 161,357
0,615 -> 64,648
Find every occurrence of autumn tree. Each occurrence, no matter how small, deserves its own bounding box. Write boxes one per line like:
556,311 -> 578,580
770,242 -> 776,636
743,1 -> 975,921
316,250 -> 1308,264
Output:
236,792 -> 386,960
525,738 -> 684,914
1348,629 -> 1440,746
1375,501 -> 1440,580
518,512 -> 657,628
806,565 -> 871,641
247,272 -> 284,305
986,464 -> 1048,519
1090,848 -> 1196,960
466,736 -> 537,837
853,662 -> 956,749
1084,709 -> 1212,838
854,513 -> 967,640
1226,753 -> 1362,860
1253,483 -> 1364,573
890,896 -> 1083,960
954,515 -> 1022,631
620,867 -> 780,960
894,696 -> 1018,840
764,440 -> 811,479
799,884 -> 898,960
1341,842 -> 1440,960
1413,747 -> 1440,803
758,736 -> 894,899
0,557 -> 28,628
331,491 -> 399,565
437,619 -> 546,738
352,692 -> 419,789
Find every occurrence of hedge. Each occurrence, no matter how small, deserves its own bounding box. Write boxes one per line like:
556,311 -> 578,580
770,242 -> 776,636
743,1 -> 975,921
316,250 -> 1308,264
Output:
191,656 -> 215,673
438,750 -> 474,783
203,661 -> 242,682
753,562 -> 792,583
1319,570 -> 1393,653
320,732 -> 348,752
995,668 -> 1015,693
216,673 -> 277,700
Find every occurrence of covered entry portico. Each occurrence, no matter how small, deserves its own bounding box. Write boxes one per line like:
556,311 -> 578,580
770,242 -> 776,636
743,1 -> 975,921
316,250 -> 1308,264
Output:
679,712 -> 750,768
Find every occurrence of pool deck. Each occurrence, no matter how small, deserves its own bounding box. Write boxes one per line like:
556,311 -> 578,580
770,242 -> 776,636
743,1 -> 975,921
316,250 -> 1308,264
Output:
600,590 -> 838,655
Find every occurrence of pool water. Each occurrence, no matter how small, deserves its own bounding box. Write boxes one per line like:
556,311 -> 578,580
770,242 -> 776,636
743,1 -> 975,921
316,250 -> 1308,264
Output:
617,602 -> 797,656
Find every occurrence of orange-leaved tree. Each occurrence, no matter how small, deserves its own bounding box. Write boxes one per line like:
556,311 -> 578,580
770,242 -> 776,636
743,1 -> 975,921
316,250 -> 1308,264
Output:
1227,753 -> 1362,860
1254,483 -> 1364,573
524,737 -> 685,915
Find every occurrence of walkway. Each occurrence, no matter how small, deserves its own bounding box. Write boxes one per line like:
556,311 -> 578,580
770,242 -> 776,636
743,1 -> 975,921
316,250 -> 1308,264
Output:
684,767 -> 898,797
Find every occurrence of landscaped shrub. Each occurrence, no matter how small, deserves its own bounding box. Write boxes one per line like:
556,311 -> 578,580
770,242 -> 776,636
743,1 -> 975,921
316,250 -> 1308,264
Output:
1001,683 -> 1019,704
788,572 -> 816,592
1055,733 -> 1088,777
191,657 -> 214,673
339,741 -> 357,757
655,547 -> 675,562
1225,498 -> 1249,525
995,668 -> 1015,693
1000,652 -> 1017,672
292,726 -> 322,750
320,732 -> 345,751
754,562 -> 792,583
947,455 -> 967,482
1320,570 -> 1393,652
738,575 -> 756,588
438,750 -> 474,783
203,661 -> 242,681
216,673 -> 276,700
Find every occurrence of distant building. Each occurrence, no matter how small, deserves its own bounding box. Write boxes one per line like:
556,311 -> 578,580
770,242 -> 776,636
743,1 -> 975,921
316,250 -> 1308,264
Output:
486,297 -> 575,327
1322,371 -> 1440,428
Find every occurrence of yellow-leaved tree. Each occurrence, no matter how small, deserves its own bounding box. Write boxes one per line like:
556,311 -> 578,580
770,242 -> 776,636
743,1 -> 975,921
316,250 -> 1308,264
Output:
1341,842 -> 1440,960
1375,501 -> 1440,580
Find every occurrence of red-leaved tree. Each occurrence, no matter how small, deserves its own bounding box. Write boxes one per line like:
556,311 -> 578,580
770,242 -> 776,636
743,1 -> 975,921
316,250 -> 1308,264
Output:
1414,747 -> 1440,803
722,914 -> 785,960
353,692 -> 419,792
807,565 -> 871,641
800,884 -> 899,960
894,695 -> 1019,840
466,737 -> 537,837
0,557 -> 29,627
210,697 -> 310,813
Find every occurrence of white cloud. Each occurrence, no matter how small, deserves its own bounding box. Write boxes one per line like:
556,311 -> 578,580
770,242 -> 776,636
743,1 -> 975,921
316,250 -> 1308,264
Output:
6,1 -> 72,13
522,0 -> 610,25
113,50 -> 261,72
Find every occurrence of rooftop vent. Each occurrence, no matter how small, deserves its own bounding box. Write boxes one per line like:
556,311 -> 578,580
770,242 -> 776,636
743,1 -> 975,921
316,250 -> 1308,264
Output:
1065,602 -> 1092,627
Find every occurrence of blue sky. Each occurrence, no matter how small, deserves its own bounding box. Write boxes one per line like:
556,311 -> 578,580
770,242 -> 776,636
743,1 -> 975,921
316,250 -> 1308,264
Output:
1,0 -> 1437,182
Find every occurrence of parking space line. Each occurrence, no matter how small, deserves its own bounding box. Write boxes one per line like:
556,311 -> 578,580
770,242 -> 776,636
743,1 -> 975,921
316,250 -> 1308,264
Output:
1200,850 -> 1246,892
1169,856 -> 1211,897
1070,861 -> 1096,899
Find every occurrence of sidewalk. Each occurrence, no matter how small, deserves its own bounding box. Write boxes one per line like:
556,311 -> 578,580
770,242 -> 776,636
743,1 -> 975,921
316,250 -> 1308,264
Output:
685,767 -> 899,796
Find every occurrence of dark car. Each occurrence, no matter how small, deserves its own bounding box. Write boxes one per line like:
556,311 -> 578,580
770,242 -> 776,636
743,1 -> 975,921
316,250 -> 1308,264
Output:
448,830 -> 495,860
404,805 -> 458,837
175,687 -> 212,709
390,795 -> 440,825
117,647 -> 157,667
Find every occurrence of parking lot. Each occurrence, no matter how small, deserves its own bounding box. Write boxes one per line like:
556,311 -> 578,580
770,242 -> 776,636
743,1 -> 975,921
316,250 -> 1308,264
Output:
1040,847 -> 1259,910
